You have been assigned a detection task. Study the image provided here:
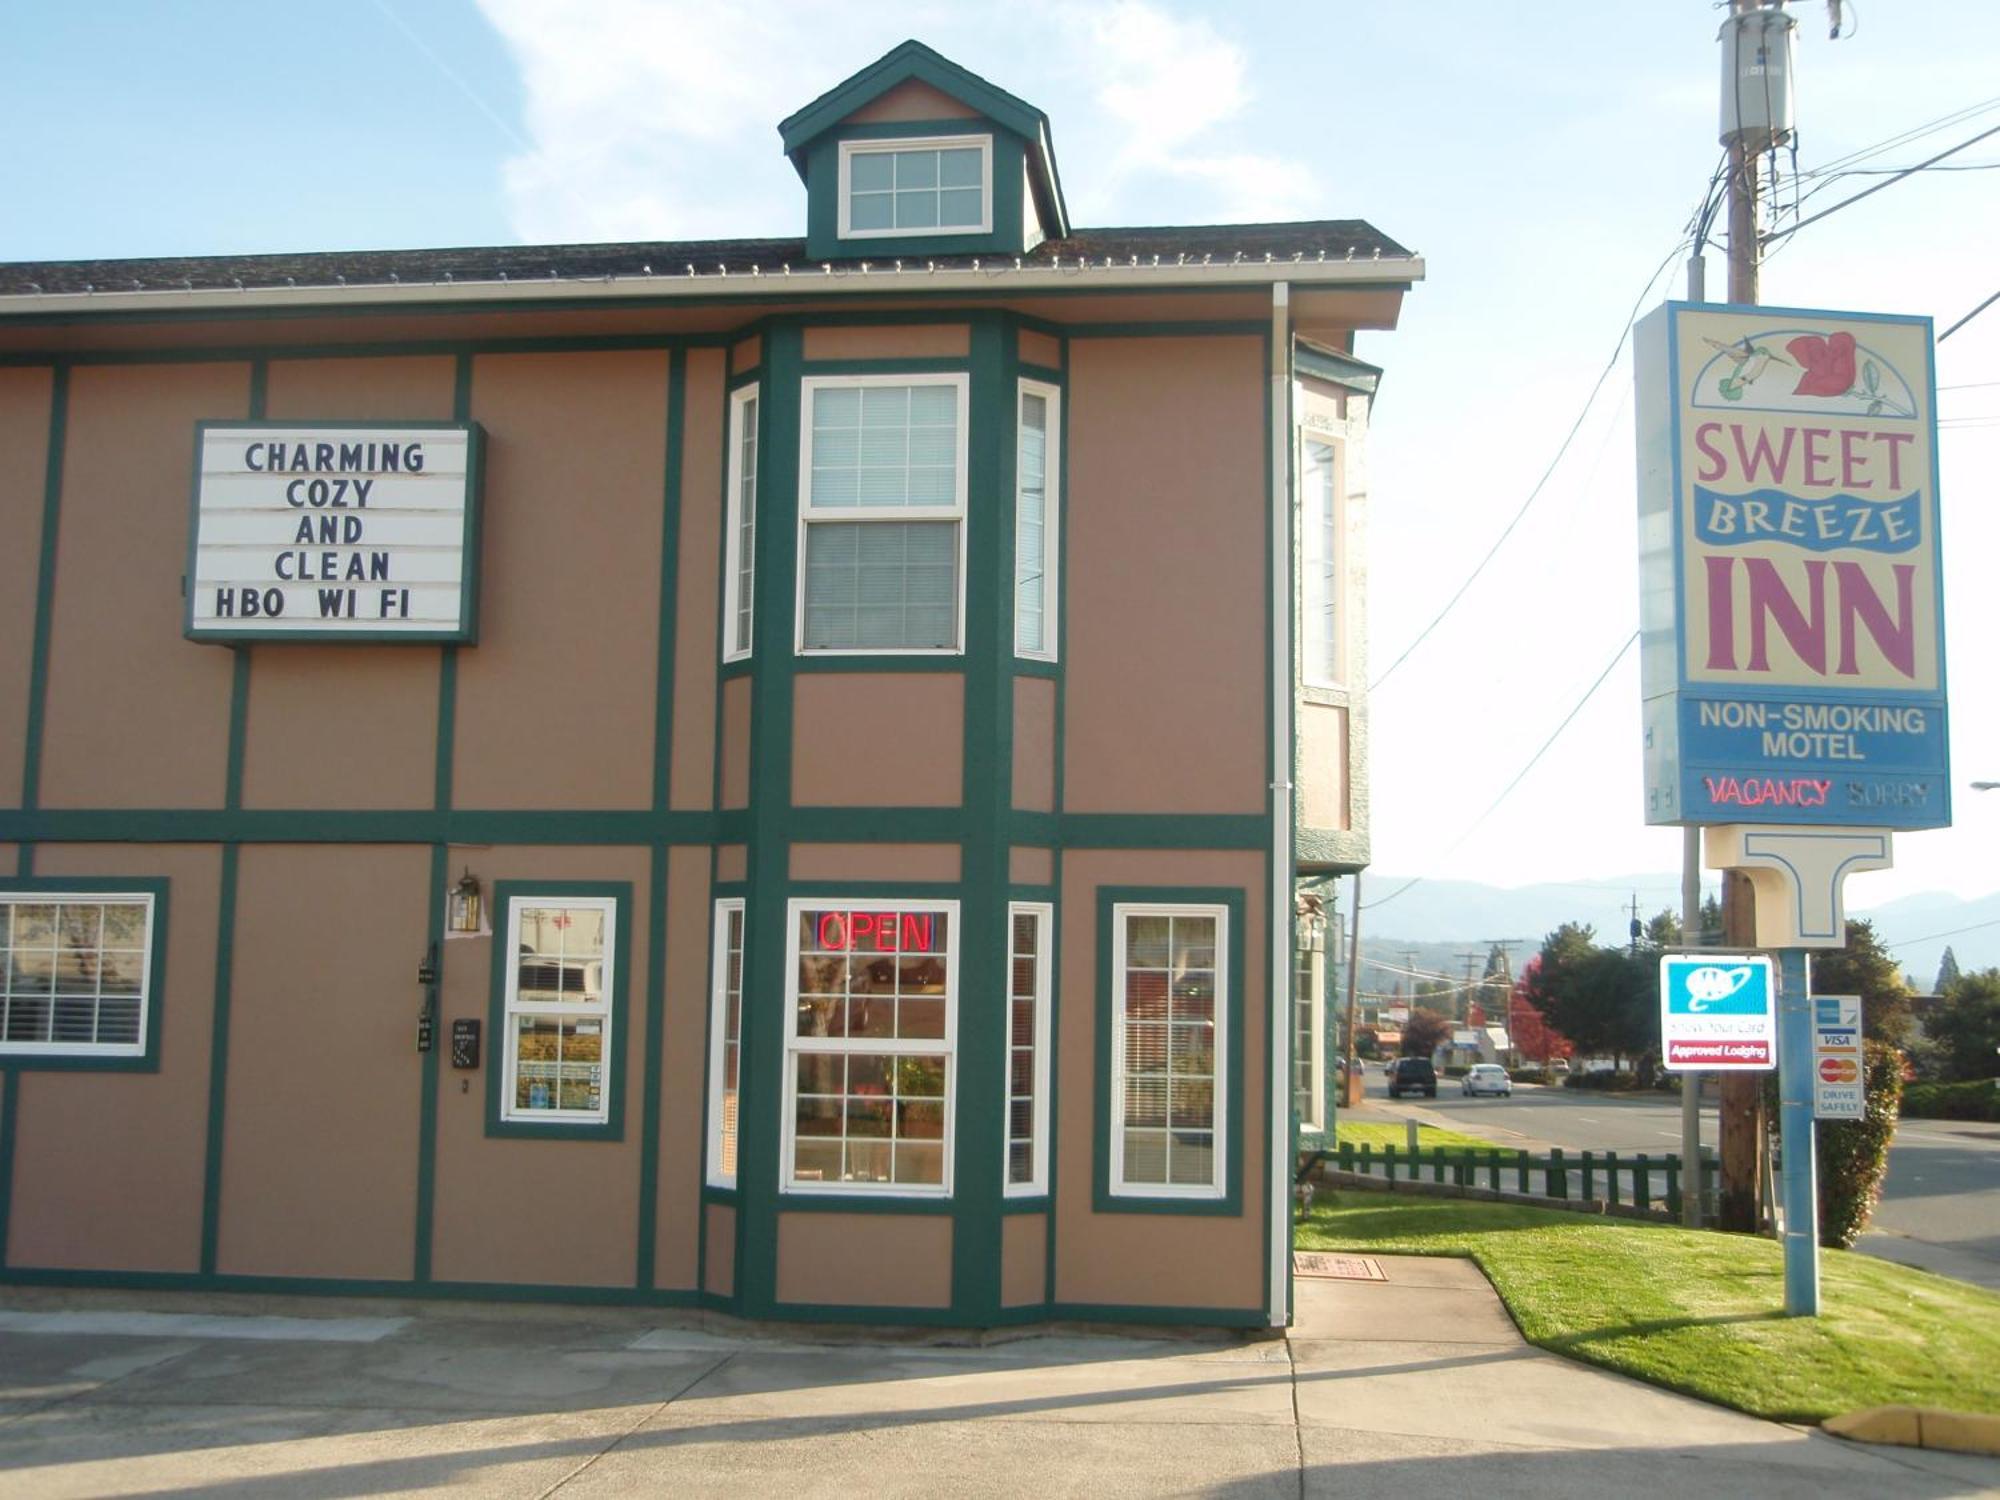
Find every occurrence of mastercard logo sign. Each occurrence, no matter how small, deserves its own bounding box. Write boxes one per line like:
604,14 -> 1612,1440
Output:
1818,1057 -> 1860,1084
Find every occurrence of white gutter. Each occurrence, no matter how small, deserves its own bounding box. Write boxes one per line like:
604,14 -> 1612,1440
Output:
1267,280 -> 1293,1329
0,254 -> 1422,320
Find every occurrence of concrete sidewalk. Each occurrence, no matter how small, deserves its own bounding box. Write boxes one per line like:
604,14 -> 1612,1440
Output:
0,1266 -> 1993,1498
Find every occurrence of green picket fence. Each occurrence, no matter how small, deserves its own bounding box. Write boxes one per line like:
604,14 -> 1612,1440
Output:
1326,1140 -> 1718,1217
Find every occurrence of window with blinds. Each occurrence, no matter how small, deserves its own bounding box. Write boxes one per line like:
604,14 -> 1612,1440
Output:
1014,380 -> 1059,660
798,376 -> 968,653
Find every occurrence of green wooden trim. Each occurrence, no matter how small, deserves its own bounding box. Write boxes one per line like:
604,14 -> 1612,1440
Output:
482,880 -> 634,1143
799,357 -> 973,377
774,1194 -> 955,1216
778,44 -> 1045,158
180,418 -> 486,646
1031,813 -> 1268,849
790,655 -> 964,675
17,363 -> 68,824
413,841 -> 446,1282
1017,361 -> 1062,385
635,843 -> 668,1288
0,1264 -> 704,1307
198,843 -> 239,1274
0,876 -> 172,1074
804,126 -> 1033,263
1091,885 -> 1247,1218
0,1076 -> 15,1268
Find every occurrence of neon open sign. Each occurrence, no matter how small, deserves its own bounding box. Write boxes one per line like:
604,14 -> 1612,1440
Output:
808,911 -> 939,953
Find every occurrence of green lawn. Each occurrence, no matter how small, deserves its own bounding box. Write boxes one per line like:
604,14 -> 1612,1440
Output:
1332,1122 -> 1499,1152
1297,1192 -> 2000,1423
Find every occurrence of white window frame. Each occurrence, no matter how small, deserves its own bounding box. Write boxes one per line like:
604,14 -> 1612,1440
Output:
499,894 -> 617,1127
1300,434 -> 1343,689
781,896 -> 959,1198
1109,901 -> 1229,1201
722,386 -> 759,663
1004,901 -> 1053,1197
705,898 -> 745,1188
795,373 -> 970,656
0,892 -> 155,1059
1294,941 -> 1327,1135
1013,379 -> 1060,662
837,134 -> 994,241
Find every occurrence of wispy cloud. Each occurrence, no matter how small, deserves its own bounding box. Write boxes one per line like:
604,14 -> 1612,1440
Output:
470,0 -> 1317,243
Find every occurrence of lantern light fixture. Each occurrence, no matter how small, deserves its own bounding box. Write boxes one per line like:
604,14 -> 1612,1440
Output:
449,868 -> 484,934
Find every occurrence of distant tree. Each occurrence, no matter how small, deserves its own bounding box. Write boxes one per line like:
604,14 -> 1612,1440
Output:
1642,909 -> 1682,950
1811,919 -> 1914,1048
1698,893 -> 1724,946
1933,946 -> 1963,997
1507,963 -> 1573,1062
1401,1007 -> 1453,1057
1355,1025 -> 1382,1060
1520,925 -> 1656,1069
1925,968 -> 2000,1082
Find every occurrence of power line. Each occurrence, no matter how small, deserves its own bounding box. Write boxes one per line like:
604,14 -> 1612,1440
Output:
1364,631 -> 1639,913
1940,289 -> 2000,343
1881,917 -> 2000,951
1763,122 -> 2000,248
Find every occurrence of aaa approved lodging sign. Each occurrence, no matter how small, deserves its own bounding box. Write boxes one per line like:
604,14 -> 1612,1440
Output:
1659,953 -> 1776,1070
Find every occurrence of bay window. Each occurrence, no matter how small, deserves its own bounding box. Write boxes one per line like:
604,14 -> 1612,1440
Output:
797,375 -> 968,654
1301,438 -> 1341,686
723,387 -> 759,661
1005,902 -> 1052,1195
784,898 -> 958,1194
1014,380 -> 1059,660
707,899 -> 745,1186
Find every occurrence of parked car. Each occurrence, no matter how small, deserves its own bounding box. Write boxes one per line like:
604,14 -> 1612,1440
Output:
1461,1063 -> 1513,1097
1387,1056 -> 1438,1099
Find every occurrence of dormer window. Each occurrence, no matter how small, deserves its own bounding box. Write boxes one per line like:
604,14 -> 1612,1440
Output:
838,136 -> 992,239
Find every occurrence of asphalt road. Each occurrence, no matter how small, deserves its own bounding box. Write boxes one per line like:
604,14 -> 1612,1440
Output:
1358,1069 -> 2000,1291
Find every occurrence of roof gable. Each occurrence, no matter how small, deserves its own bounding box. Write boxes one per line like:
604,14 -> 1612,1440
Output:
778,40 -> 1068,239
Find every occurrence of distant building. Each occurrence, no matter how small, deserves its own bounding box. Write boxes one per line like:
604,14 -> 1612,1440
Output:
0,42 -> 1418,1328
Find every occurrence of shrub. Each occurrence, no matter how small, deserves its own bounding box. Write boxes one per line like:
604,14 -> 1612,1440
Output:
1902,1079 -> 2000,1122
1507,1066 -> 1550,1084
1815,1040 -> 1904,1249
1564,1070 -> 1644,1091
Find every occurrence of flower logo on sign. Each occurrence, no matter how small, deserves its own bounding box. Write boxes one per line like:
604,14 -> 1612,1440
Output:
1784,331 -> 1911,417
1691,326 -> 1917,417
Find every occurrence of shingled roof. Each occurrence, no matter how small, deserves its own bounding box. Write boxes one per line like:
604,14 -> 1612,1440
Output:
0,221 -> 1414,300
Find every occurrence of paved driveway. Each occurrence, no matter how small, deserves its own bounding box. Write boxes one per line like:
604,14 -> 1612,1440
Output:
0,1273 -> 1994,1497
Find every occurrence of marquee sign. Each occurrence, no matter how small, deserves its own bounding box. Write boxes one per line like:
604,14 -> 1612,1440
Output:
186,421 -> 483,642
1634,303 -> 1947,828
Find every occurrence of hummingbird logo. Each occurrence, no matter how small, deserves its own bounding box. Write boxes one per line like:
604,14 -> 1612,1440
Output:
1702,335 -> 1792,402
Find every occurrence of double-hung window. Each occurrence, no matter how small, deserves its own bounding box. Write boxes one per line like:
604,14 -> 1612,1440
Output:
1014,380 -> 1059,660
722,387 -> 759,662
1110,903 -> 1228,1199
798,375 -> 968,653
838,136 -> 992,239
499,894 -> 617,1127
1301,438 -> 1341,686
0,891 -> 155,1060
706,899 -> 745,1187
785,899 -> 957,1194
1294,937 -> 1326,1134
1005,903 -> 1052,1195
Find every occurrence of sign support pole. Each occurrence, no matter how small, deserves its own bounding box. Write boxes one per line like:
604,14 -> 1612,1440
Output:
1777,946 -> 1820,1314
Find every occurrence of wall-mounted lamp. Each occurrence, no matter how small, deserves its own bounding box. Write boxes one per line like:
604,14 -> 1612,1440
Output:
448,868 -> 484,934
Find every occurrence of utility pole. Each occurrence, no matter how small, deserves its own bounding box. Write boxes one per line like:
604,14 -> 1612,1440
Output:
1713,0 -> 1785,1235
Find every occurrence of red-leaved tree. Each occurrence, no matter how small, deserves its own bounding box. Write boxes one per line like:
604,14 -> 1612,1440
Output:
1509,961 -> 1572,1062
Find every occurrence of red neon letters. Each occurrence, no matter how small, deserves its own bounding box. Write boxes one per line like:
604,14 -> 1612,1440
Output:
812,911 -> 936,953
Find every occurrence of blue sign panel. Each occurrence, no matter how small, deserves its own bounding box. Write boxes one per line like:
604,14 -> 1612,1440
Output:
1634,303 -> 1949,830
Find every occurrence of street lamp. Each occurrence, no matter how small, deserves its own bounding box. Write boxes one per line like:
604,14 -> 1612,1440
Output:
1973,781 -> 1999,792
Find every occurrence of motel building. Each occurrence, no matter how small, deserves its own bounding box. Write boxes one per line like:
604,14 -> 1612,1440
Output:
0,44 -> 1416,1330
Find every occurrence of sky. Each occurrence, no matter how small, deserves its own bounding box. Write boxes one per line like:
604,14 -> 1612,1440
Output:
5,1 -> 1996,929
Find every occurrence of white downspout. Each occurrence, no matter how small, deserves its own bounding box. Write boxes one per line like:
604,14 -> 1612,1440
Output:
1268,282 -> 1293,1327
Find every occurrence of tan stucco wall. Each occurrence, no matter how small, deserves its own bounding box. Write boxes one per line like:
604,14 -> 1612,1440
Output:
242,356 -> 456,811
730,335 -> 760,375
669,349 -> 726,811
6,844 -> 220,1272
802,325 -> 969,362
843,80 -> 980,125
39,362 -> 248,809
1018,329 -> 1062,370
0,367 -> 53,809
1298,703 -> 1348,831
776,1212 -> 952,1308
1062,338 -> 1266,815
451,351 -> 666,810
792,674 -> 963,807
720,676 -> 751,810
653,844 -> 712,1290
1012,675 -> 1055,812
789,843 -> 961,883
1002,1212 -> 1046,1307
1052,849 -> 1266,1312
705,1202 -> 735,1296
216,844 -> 429,1280
430,844 -> 651,1288
1009,846 -> 1053,887
716,844 -> 747,883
